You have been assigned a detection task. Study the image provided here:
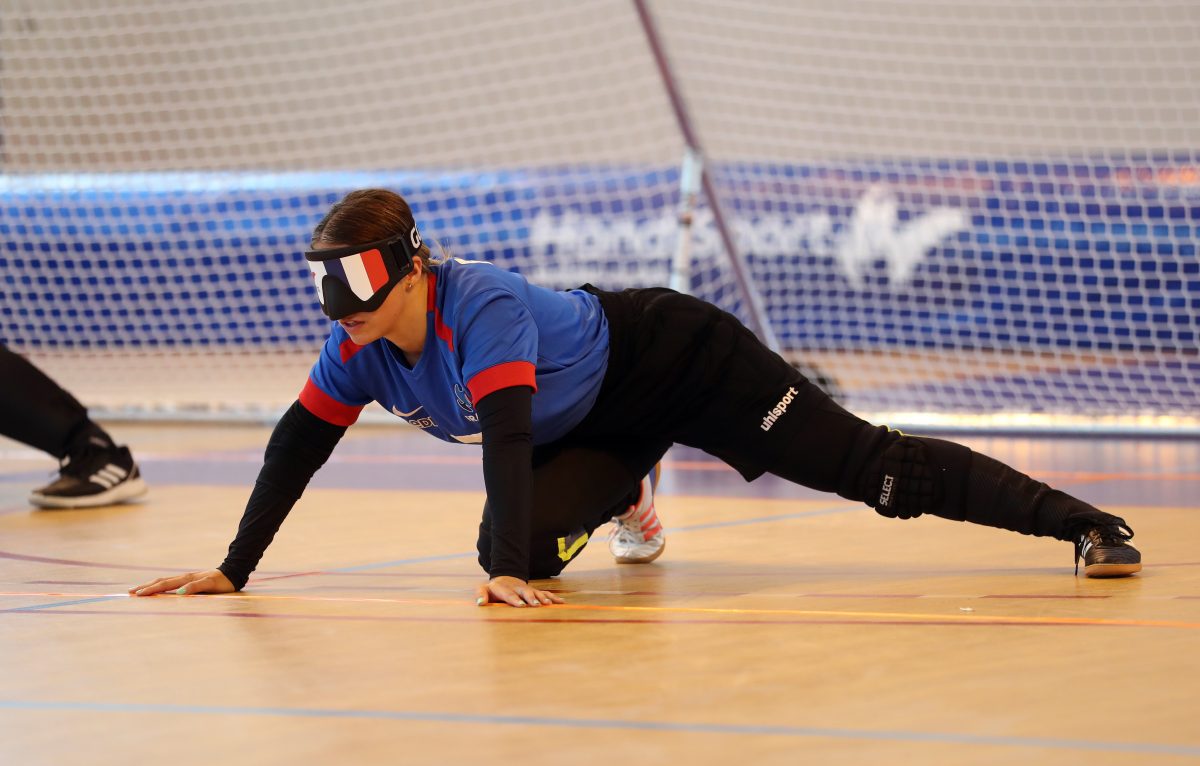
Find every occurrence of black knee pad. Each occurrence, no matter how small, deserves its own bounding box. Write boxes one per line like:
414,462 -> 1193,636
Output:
854,430 -> 1130,540
859,434 -> 971,520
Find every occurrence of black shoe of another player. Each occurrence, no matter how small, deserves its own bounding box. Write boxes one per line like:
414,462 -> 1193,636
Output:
1075,524 -> 1141,578
29,445 -> 148,509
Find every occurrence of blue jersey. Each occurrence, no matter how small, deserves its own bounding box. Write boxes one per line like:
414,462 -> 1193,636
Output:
299,258 -> 609,445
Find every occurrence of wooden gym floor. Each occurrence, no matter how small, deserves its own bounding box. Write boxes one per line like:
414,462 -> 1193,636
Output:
0,423 -> 1197,765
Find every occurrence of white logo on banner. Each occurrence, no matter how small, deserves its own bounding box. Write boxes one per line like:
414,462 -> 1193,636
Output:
526,184 -> 968,290
834,185 -> 969,288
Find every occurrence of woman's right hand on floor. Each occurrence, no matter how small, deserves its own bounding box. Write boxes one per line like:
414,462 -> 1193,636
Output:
129,569 -> 236,597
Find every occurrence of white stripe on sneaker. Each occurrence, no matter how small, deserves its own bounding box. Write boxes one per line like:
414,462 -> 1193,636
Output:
94,467 -> 125,486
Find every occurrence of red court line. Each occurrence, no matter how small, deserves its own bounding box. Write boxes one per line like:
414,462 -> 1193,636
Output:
26,580 -> 124,586
0,550 -> 186,572
980,594 -> 1112,599
7,607 -> 1199,630
0,589 -> 1176,601
249,571 -> 326,584
2,591 -> 1196,628
1035,470 -> 1200,483
0,549 -> 351,577
5,547 -> 1195,581
287,585 -> 1117,600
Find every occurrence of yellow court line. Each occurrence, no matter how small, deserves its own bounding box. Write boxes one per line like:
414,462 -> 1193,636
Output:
208,592 -> 1200,630
4,591 -> 1197,629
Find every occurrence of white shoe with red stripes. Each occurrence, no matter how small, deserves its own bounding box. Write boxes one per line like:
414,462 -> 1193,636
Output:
608,464 -> 665,564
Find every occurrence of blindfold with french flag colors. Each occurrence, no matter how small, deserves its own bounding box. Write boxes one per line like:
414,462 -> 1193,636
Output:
304,225 -> 423,320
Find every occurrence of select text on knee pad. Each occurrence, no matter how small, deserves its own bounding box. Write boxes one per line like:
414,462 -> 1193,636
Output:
878,474 -> 895,508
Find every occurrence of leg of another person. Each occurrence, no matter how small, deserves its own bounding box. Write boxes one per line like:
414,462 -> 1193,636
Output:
0,344 -> 146,508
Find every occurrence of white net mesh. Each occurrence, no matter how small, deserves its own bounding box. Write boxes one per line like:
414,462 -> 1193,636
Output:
654,0 -> 1200,427
2,0 -> 1197,429
0,0 -> 683,418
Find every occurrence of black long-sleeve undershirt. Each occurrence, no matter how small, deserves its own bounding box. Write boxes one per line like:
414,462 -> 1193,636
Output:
217,386 -> 536,589
475,385 -> 534,581
217,401 -> 346,589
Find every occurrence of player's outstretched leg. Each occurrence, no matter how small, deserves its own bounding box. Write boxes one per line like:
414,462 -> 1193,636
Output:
850,430 -> 1140,577
609,462 -> 665,564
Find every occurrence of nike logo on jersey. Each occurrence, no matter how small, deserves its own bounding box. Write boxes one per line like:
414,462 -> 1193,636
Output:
391,404 -> 424,418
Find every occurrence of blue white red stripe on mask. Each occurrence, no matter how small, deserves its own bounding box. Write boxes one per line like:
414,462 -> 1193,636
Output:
310,248 -> 392,305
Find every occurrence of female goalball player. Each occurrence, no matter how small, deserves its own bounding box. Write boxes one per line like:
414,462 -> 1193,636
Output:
131,189 -> 1140,607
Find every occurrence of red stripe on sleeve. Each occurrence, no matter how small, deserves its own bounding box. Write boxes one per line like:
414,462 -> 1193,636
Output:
299,378 -> 363,426
467,361 -> 537,403
425,271 -> 454,352
434,308 -> 454,352
339,338 -> 365,363
361,248 -> 391,292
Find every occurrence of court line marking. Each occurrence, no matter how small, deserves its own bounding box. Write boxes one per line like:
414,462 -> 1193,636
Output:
3,500 -> 1195,592
11,446 -> 1199,482
1,592 -> 1196,630
25,580 -> 124,586
8,607 -> 1194,630
252,504 -> 860,580
0,550 -> 200,572
0,699 -> 1195,755
225,596 -> 1200,629
2,589 -> 1189,601
2,595 -> 124,612
7,590 -> 1185,601
0,503 -> 858,580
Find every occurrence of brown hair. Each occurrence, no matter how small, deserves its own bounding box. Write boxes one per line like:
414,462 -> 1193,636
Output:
311,188 -> 441,263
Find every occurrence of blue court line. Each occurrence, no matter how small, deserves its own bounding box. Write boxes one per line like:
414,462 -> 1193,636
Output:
2,596 -> 124,612
332,552 -> 477,573
0,699 -> 1195,755
0,471 -> 50,484
666,504 -> 857,534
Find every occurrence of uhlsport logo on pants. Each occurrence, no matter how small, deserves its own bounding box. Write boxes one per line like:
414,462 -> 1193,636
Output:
760,386 -> 799,432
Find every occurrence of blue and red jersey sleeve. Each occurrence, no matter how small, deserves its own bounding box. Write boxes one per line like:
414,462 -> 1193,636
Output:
299,329 -> 371,426
456,290 -> 539,403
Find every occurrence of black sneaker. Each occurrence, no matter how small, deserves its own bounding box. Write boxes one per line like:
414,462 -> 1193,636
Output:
1075,524 -> 1141,578
29,445 -> 148,509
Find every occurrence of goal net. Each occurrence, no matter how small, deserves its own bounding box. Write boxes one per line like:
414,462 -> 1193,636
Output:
2,0 -> 1197,431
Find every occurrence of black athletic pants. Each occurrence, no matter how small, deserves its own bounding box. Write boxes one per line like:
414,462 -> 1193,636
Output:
476,288 -> 1127,579
0,343 -> 105,458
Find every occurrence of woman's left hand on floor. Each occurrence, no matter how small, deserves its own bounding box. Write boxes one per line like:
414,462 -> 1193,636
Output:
476,575 -> 564,607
